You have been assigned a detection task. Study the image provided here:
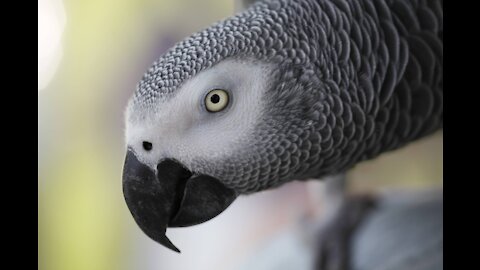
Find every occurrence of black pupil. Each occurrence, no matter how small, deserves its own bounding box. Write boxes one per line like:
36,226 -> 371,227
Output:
143,141 -> 152,151
210,94 -> 220,104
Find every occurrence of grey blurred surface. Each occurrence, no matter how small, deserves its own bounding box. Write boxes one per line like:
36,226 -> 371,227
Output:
351,190 -> 443,270
236,226 -> 314,270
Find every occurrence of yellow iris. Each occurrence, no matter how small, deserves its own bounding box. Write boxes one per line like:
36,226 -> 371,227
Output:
205,89 -> 229,112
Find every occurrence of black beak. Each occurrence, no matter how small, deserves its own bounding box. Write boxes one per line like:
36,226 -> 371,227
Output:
122,150 -> 237,252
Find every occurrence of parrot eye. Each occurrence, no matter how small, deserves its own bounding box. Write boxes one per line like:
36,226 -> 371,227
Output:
205,89 -> 229,112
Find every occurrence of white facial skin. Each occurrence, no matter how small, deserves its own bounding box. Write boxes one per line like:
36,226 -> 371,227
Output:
125,59 -> 273,173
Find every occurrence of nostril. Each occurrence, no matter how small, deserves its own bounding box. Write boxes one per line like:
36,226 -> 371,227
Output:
142,141 -> 153,151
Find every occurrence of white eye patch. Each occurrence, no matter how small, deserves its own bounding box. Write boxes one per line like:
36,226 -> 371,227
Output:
125,59 -> 273,171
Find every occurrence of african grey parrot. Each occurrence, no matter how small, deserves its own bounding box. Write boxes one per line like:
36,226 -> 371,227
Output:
122,0 -> 443,256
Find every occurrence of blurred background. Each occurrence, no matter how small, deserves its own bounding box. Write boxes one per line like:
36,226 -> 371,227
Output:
38,0 -> 442,269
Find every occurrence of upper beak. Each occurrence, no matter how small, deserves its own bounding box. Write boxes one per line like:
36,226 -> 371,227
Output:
122,149 -> 237,252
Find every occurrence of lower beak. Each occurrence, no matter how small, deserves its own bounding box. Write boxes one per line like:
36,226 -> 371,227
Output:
122,150 -> 237,252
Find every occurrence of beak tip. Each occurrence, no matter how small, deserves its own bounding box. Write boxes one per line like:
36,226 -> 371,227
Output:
158,234 -> 181,253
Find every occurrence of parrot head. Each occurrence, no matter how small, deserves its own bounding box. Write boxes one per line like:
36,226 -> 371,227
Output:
122,2 -> 340,252
123,54 -> 328,251
122,0 -> 398,251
